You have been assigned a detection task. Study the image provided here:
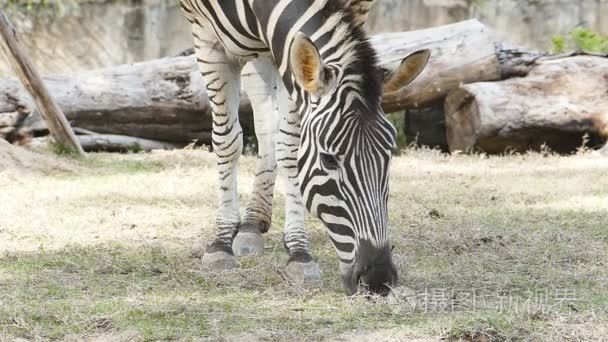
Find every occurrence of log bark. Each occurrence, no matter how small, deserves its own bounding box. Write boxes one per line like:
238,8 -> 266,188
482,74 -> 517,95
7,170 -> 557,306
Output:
445,56 -> 608,154
78,134 -> 180,152
374,22 -> 544,112
0,20 -> 541,146
0,55 -> 252,145
0,11 -> 84,155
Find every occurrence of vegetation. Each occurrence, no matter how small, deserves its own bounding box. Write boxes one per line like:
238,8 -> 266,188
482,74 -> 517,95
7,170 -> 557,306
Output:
552,28 -> 608,54
3,0 -> 63,13
387,112 -> 408,152
49,141 -> 83,158
0,148 -> 606,340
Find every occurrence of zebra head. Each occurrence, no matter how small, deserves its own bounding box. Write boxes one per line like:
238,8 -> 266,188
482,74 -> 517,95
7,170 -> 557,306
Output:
290,33 -> 430,295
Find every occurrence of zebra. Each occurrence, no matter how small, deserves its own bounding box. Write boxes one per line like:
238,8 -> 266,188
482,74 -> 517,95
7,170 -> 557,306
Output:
178,0 -> 430,295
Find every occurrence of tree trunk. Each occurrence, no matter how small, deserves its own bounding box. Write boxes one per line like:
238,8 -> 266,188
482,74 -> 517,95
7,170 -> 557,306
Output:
0,11 -> 84,155
445,56 -> 608,154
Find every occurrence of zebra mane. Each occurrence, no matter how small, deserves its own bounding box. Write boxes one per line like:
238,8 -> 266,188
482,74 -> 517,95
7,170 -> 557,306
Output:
323,1 -> 383,117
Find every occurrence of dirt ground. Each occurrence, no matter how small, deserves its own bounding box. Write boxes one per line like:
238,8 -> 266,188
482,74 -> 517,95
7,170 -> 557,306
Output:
0,139 -> 75,173
0,146 -> 607,341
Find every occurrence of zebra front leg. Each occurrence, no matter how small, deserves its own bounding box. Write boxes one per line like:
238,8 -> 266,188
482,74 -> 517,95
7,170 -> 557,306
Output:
232,59 -> 279,257
277,103 -> 322,285
192,26 -> 243,270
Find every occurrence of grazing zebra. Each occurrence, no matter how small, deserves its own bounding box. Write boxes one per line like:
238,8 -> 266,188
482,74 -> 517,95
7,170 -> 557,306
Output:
179,0 -> 429,295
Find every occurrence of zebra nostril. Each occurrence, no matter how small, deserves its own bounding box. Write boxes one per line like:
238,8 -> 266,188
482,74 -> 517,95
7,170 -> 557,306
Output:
357,263 -> 397,296
355,270 -> 363,286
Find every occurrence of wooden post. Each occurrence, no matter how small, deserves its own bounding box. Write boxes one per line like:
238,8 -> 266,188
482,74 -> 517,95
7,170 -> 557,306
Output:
0,10 -> 84,155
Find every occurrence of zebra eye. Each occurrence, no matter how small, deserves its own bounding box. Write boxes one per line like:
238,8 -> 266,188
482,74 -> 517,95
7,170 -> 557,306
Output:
320,153 -> 339,170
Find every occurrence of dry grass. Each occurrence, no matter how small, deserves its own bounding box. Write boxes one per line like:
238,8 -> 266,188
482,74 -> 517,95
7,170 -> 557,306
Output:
0,147 -> 607,341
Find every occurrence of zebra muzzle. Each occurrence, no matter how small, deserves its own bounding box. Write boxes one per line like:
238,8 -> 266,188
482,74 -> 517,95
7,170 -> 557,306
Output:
341,242 -> 398,296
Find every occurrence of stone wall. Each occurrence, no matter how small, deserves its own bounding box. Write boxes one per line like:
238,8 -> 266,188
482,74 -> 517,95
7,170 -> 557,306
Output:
1,0 -> 606,76
367,0 -> 608,49
1,0 -> 191,76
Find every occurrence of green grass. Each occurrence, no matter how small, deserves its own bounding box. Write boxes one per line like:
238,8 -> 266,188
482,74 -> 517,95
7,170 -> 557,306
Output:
2,0 -> 67,14
1,148 -> 607,340
552,28 -> 608,54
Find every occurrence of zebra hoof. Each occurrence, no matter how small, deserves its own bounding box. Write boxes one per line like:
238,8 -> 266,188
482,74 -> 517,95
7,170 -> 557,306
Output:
233,225 -> 265,258
201,243 -> 237,270
285,253 -> 322,286
201,251 -> 237,270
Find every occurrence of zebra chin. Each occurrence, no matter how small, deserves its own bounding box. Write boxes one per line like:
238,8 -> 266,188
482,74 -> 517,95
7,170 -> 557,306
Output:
339,241 -> 397,296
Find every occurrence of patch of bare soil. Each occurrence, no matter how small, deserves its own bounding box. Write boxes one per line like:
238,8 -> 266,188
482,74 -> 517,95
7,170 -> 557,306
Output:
0,139 -> 73,173
331,329 -> 440,342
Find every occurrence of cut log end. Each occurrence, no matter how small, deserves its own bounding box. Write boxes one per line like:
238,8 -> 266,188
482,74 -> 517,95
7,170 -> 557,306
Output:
445,88 -> 481,153
445,56 -> 608,154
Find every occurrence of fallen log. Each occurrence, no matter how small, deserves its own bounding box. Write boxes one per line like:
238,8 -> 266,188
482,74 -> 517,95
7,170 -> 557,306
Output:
0,56 -> 254,145
374,22 -> 544,112
78,134 -> 180,152
0,20 -> 542,146
24,134 -> 180,152
445,56 -> 608,154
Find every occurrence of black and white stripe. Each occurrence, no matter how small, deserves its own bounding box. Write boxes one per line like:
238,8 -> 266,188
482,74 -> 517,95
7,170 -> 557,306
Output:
180,0 -> 398,294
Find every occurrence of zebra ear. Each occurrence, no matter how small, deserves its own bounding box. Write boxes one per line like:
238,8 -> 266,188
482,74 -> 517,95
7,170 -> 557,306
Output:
383,49 -> 431,94
290,33 -> 330,96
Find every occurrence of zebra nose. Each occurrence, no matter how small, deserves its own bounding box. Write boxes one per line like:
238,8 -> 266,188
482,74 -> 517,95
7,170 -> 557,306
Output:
353,242 -> 398,296
341,260 -> 397,296
358,262 -> 397,296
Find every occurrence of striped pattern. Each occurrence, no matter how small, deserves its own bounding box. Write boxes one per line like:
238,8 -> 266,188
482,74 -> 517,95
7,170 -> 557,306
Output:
339,0 -> 375,27
179,0 -> 397,291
